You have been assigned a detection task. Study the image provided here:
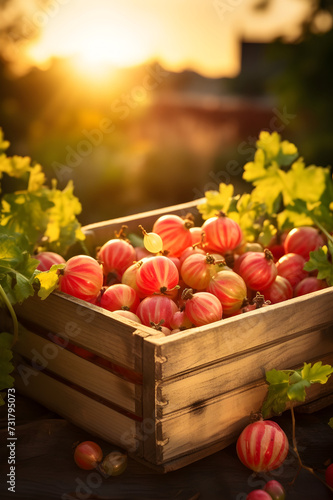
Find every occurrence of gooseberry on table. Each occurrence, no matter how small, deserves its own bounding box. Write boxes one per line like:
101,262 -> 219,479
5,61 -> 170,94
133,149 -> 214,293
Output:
236,419 -> 289,472
263,480 -> 286,500
74,441 -> 103,470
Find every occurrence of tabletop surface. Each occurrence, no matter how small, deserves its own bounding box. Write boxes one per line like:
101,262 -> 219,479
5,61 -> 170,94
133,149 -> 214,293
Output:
1,393 -> 333,500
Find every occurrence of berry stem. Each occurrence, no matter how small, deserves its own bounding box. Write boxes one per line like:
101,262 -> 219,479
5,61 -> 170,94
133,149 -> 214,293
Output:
289,404 -> 333,492
138,224 -> 148,236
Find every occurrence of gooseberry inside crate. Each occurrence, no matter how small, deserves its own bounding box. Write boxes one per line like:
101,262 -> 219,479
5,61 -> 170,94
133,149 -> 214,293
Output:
14,199 -> 333,472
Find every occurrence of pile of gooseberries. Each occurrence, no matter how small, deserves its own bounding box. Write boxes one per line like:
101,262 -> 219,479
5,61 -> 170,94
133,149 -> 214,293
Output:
35,211 -> 327,335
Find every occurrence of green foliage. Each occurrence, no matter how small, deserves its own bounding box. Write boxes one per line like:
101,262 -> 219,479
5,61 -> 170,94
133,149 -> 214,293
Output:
304,242 -> 333,286
0,127 -> 85,405
197,183 -> 236,220
262,362 -> 333,418
0,227 -> 39,305
35,263 -> 65,300
0,130 -> 85,253
197,131 -> 333,242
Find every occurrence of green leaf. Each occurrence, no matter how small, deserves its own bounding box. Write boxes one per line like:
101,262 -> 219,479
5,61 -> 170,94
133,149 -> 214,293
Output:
243,160 -> 284,214
258,219 -> 277,247
28,164 -> 46,192
301,361 -> 333,384
284,160 -> 328,205
0,128 -> 10,153
0,191 -> 54,248
304,245 -> 333,286
0,229 -> 39,304
255,131 -> 298,167
262,362 -> 333,418
287,370 -> 310,402
261,369 -> 290,418
0,155 -> 32,179
197,183 -> 235,220
44,180 -> 85,255
329,417 -> 333,430
35,263 -> 64,300
277,199 -> 315,231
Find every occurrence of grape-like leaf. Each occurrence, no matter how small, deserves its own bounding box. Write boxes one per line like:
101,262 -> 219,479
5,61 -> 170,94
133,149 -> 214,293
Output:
261,369 -> 290,418
258,219 -> 277,247
304,243 -> 333,286
255,131 -> 298,167
44,180 -> 85,254
262,362 -> 333,418
0,155 -> 32,178
28,164 -> 46,192
0,229 -> 39,304
0,191 -> 54,248
0,128 -> 10,153
197,183 -> 235,220
284,160 -> 328,205
301,361 -> 333,384
35,263 -> 64,300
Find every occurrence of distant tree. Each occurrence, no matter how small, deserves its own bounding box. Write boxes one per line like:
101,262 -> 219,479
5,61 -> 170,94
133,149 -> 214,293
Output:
0,0 -> 51,73
263,0 -> 333,165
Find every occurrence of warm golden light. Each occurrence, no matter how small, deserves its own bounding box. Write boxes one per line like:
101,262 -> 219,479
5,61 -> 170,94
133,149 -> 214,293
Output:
24,0 -> 314,79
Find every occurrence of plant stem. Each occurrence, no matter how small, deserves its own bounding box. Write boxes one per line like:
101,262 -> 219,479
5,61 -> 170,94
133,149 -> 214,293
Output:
304,211 -> 333,244
0,284 -> 18,347
290,404 -> 333,492
79,239 -> 91,256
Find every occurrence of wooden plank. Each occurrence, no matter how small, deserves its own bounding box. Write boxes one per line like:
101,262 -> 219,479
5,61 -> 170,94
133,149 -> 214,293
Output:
142,337 -> 161,465
15,291 -> 155,371
81,198 -> 204,252
155,352 -> 333,464
14,328 -> 141,416
14,359 -> 140,454
156,326 -> 333,417
146,287 -> 333,379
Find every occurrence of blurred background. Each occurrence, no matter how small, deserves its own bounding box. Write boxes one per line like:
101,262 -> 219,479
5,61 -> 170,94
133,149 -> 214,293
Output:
0,0 -> 332,225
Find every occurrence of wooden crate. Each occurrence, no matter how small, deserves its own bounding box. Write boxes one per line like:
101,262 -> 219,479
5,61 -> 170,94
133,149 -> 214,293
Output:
13,199 -> 333,472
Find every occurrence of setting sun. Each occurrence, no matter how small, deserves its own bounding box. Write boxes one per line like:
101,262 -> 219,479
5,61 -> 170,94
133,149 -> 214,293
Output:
24,0 -> 312,79
27,5 -> 152,77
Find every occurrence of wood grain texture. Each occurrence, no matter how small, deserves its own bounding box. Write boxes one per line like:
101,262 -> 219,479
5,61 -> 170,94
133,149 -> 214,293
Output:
146,287 -> 333,379
15,292 -> 155,371
14,328 -> 141,416
155,352 -> 333,465
156,327 -> 333,417
2,395 -> 333,499
14,359 -> 140,455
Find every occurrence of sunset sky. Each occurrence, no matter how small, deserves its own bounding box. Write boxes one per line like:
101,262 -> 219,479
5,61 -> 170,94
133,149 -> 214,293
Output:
19,0 -> 313,78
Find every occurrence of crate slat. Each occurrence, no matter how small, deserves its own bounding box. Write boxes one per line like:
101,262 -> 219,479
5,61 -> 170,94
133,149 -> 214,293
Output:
14,359 -> 140,455
156,326 -> 333,417
14,327 -> 142,416
147,288 -> 333,380
15,292 -> 153,371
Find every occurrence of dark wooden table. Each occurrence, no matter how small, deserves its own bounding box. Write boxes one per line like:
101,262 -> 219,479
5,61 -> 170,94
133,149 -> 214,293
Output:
1,394 -> 333,500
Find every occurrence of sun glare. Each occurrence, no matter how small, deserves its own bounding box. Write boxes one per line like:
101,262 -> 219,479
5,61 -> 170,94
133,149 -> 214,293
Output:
27,5 -> 151,79
25,0 -> 314,79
